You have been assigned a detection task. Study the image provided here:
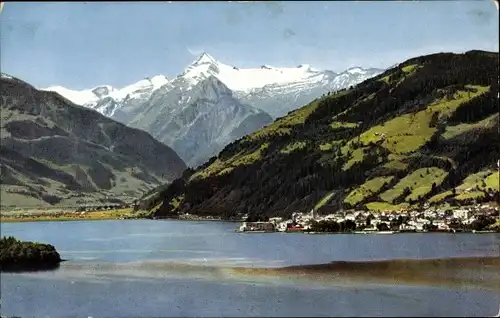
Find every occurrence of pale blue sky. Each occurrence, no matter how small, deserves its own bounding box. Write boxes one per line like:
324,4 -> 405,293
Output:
1,1 -> 498,90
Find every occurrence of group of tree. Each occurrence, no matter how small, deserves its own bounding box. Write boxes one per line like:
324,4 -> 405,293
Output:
308,219 -> 357,233
0,236 -> 62,271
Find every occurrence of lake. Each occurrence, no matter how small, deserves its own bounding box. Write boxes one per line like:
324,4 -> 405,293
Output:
1,219 -> 499,317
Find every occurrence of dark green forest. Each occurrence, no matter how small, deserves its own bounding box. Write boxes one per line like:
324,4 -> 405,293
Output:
138,50 -> 499,220
0,236 -> 62,271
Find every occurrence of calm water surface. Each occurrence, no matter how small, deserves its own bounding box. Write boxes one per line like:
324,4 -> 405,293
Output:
1,220 -> 499,317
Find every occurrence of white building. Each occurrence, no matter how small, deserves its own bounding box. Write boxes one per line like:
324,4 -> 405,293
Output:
453,209 -> 469,220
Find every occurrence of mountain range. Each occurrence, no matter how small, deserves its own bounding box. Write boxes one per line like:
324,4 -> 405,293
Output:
136,50 -> 499,220
0,73 -> 186,208
44,53 -> 383,167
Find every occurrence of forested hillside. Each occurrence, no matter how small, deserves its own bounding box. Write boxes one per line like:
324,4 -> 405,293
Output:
139,50 -> 499,220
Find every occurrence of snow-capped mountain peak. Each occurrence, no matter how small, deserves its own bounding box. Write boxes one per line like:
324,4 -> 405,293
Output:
91,85 -> 115,98
180,52 -> 335,94
191,52 -> 218,66
345,67 -> 366,74
149,75 -> 170,89
41,52 -> 383,121
43,75 -> 169,107
38,53 -> 383,167
44,85 -> 104,106
112,75 -> 169,101
182,53 -> 222,84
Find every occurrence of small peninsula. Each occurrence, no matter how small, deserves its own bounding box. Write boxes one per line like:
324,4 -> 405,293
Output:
0,236 -> 62,272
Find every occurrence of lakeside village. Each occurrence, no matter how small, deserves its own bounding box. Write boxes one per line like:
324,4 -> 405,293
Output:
236,204 -> 500,234
2,201 -> 499,235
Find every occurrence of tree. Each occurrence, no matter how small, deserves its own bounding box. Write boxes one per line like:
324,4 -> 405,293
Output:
431,182 -> 437,193
402,187 -> 411,198
423,222 -> 438,231
366,214 -> 374,227
469,215 -> 496,231
376,222 -> 389,231
429,111 -> 440,127
344,220 -> 357,232
448,219 -> 462,230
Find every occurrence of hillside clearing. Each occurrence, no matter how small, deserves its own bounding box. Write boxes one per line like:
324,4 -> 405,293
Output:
192,143 -> 270,180
280,141 -> 307,154
344,176 -> 394,207
365,202 -> 409,212
354,85 -> 489,154
442,113 -> 498,140
379,167 -> 448,203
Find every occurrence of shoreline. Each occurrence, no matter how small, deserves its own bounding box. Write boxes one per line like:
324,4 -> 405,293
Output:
0,218 -> 132,223
0,216 -> 238,223
237,230 -> 499,235
2,215 -> 498,234
0,212 -> 243,223
0,216 -> 137,223
2,208 -> 499,235
0,207 -> 137,223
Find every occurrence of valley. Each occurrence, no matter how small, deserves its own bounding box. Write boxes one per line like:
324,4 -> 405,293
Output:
0,74 -> 186,208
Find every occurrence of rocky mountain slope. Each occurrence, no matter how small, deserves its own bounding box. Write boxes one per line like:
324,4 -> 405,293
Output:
0,74 -> 186,208
44,53 -> 382,167
138,50 -> 499,220
126,75 -> 273,167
